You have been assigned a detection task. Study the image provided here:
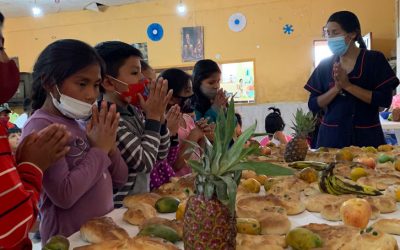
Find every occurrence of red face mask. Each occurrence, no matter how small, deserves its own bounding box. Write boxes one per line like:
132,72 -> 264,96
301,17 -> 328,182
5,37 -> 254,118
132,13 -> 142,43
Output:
110,76 -> 150,107
0,59 -> 20,104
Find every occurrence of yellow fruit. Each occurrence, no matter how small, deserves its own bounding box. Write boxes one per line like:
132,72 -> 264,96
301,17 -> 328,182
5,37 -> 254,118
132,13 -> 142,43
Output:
350,167 -> 368,181
396,189 -> 400,202
254,175 -> 268,185
395,160 -> 400,171
241,170 -> 257,179
336,149 -> 354,162
175,201 -> 187,221
297,167 -> 318,183
264,178 -> 278,192
236,218 -> 261,235
362,146 -> 378,154
378,144 -> 394,152
241,178 -> 261,193
340,198 -> 372,229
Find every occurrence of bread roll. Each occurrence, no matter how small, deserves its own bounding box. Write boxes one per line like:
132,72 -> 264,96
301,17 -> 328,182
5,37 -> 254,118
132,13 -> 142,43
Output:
123,203 -> 157,225
80,217 -> 129,244
372,219 -> 400,235
123,193 -> 161,208
73,236 -> 179,250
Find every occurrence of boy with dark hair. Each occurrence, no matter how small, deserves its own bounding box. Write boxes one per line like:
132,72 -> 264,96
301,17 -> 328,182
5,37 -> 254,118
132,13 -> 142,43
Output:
95,41 -> 172,207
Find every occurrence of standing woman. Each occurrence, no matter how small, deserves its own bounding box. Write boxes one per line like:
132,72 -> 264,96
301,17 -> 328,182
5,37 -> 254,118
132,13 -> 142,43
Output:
305,11 -> 399,148
192,59 -> 227,123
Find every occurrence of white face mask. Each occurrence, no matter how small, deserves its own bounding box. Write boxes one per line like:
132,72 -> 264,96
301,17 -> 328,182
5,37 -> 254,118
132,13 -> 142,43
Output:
50,86 -> 94,120
200,85 -> 218,100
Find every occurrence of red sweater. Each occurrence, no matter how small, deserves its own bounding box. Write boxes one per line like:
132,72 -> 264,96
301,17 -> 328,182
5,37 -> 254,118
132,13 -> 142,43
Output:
0,124 -> 43,249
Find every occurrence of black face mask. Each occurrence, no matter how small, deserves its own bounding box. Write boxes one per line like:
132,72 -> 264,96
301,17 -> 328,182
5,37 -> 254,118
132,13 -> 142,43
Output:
176,94 -> 194,114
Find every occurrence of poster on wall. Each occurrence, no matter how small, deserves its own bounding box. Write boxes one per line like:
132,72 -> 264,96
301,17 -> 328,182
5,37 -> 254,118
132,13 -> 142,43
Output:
220,61 -> 255,103
181,26 -> 204,62
132,42 -> 149,62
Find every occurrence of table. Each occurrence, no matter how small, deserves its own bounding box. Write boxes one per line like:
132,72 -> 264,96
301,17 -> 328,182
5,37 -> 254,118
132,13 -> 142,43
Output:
68,204 -> 400,249
380,117 -> 400,143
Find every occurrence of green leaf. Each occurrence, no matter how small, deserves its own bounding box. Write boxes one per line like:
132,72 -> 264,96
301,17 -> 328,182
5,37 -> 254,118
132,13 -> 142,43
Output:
215,180 -> 228,204
187,160 -> 206,175
219,123 -> 257,174
233,170 -> 242,186
251,132 -> 270,137
230,161 -> 294,176
222,98 -> 236,151
218,175 -> 238,215
210,152 -> 222,175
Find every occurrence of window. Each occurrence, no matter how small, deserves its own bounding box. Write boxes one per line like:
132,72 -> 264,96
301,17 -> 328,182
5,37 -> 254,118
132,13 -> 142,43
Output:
220,61 -> 255,103
313,33 -> 372,68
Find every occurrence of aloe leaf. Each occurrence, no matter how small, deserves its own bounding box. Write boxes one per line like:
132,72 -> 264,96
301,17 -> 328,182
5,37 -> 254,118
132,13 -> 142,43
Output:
218,175 -> 238,215
230,161 -> 294,176
187,160 -> 206,175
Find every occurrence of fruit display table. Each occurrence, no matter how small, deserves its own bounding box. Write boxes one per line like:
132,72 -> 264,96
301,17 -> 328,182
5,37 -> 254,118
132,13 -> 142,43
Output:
68,199 -> 400,249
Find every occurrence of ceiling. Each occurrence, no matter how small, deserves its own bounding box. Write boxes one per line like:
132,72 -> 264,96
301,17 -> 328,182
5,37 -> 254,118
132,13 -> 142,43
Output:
0,0 -> 151,17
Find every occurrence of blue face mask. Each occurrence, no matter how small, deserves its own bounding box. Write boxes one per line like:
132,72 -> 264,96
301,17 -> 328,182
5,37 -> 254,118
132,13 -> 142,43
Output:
327,36 -> 350,56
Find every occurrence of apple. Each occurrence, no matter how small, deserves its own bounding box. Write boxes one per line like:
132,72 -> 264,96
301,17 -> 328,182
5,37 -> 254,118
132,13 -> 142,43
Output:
355,157 -> 376,169
340,198 -> 372,228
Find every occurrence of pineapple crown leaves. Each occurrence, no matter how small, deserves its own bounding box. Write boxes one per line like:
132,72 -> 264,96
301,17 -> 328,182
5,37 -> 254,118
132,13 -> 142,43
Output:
290,108 -> 316,138
186,98 -> 294,215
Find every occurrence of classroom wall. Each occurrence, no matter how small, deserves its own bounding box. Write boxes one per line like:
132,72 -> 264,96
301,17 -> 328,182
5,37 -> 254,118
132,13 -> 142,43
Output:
3,0 -> 397,103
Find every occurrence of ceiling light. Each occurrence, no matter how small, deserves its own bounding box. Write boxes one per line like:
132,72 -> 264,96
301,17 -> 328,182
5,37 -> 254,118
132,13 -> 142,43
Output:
32,6 -> 42,17
177,1 -> 186,15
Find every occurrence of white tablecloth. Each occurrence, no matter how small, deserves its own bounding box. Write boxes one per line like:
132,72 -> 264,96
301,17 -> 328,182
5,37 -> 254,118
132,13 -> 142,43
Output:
68,205 -> 400,249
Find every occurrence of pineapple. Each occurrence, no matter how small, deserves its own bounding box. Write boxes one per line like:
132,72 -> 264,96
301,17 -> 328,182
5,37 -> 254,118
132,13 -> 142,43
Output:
183,99 -> 294,250
284,109 -> 316,162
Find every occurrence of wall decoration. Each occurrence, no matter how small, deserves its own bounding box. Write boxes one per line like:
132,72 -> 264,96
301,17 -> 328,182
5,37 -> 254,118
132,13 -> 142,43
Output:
283,24 -> 294,35
147,23 -> 164,42
220,61 -> 255,103
228,12 -> 247,32
132,42 -> 149,62
181,26 -> 204,62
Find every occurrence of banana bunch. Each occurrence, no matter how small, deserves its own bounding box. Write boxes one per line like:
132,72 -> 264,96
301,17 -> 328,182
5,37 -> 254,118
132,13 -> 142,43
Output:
288,161 -> 328,171
319,163 -> 382,196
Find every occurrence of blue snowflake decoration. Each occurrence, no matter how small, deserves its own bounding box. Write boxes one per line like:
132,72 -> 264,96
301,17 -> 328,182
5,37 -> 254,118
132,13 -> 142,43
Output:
147,23 -> 164,42
283,24 -> 294,35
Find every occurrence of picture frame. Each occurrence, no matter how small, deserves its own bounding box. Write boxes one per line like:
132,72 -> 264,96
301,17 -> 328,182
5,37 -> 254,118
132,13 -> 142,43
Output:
181,26 -> 204,62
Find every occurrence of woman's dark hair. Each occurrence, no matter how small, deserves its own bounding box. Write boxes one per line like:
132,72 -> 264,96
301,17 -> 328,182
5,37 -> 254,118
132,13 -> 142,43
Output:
192,59 -> 221,115
235,113 -> 242,127
327,11 -> 366,49
265,107 -> 285,134
158,68 -> 191,96
31,39 -> 105,111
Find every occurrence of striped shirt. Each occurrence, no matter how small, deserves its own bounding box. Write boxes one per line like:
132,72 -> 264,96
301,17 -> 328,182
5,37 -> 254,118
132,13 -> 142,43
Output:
113,105 -> 170,208
0,124 -> 42,249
